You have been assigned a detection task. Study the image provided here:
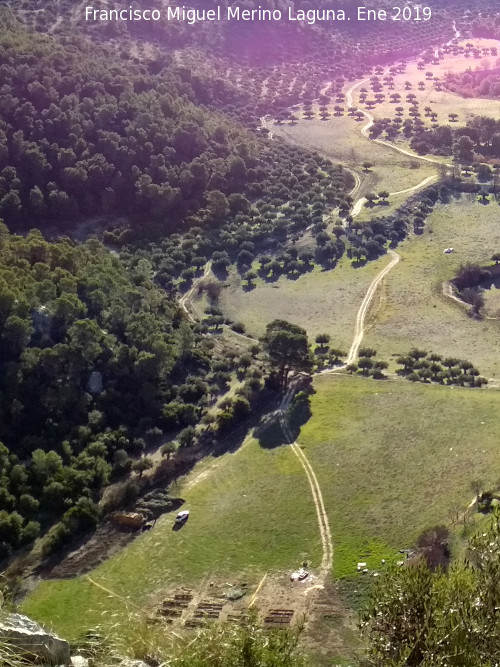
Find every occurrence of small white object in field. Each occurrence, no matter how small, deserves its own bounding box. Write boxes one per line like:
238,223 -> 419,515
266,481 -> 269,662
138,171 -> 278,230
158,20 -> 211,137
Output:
443,247 -> 454,254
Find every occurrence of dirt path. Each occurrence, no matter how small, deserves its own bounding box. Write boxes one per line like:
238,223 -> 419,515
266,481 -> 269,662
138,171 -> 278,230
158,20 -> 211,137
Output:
179,261 -> 212,323
435,21 -> 461,58
274,246 -> 401,584
442,280 -> 466,307
278,390 -> 333,585
320,81 -> 332,97
443,281 -> 500,324
344,249 -> 400,365
390,175 -> 438,196
345,78 -> 451,167
347,167 -> 362,198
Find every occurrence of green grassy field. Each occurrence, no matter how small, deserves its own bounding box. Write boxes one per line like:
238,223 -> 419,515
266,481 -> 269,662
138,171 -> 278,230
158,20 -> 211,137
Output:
363,195 -> 500,377
22,369 -> 500,651
22,437 -> 321,640
218,254 -> 389,350
299,373 -> 500,581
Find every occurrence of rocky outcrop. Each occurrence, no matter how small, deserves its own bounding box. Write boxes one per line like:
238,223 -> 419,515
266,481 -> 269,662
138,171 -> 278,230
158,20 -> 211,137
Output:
0,613 -> 70,664
87,371 -> 103,394
70,656 -> 89,667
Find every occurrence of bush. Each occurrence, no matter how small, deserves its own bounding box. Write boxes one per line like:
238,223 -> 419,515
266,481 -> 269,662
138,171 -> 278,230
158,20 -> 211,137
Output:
42,523 -> 70,557
232,322 -> 246,334
62,498 -> 100,535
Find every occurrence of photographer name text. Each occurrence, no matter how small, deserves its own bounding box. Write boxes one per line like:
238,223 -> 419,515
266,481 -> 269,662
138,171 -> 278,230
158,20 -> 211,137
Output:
84,5 -> 432,25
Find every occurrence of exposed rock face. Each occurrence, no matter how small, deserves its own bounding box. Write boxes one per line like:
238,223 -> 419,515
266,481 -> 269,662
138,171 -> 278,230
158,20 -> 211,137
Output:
0,613 -> 70,665
87,371 -> 103,394
70,656 -> 89,667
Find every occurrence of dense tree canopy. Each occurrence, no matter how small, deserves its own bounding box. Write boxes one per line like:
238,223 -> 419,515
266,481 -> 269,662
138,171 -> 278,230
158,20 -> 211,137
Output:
0,23 -> 258,234
0,223 -> 249,557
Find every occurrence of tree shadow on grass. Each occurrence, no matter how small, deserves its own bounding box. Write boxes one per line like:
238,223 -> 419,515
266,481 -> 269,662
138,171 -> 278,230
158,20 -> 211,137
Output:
256,392 -> 313,448
211,394 -> 283,456
286,392 -> 312,441
211,422 -> 252,457
255,414 -> 289,449
212,266 -> 229,281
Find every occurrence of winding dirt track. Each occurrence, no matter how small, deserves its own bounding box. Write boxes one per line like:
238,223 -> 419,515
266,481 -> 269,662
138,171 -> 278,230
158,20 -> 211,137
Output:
345,79 -> 452,167
179,261 -> 212,323
345,250 -> 400,365
276,245 -> 401,586
182,65 -> 452,590
349,174 -> 438,220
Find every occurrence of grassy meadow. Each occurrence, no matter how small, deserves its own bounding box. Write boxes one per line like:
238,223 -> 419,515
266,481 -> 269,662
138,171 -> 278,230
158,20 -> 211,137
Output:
299,373 -> 500,580
271,115 -> 438,199
22,437 -> 321,639
218,254 -> 389,349
363,195 -> 500,376
23,370 -> 500,639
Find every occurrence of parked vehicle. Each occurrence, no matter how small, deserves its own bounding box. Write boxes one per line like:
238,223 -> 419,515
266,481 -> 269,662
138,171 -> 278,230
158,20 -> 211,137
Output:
175,510 -> 190,524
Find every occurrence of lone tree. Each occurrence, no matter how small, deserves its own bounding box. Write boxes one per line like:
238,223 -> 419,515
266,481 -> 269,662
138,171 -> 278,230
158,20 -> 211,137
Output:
262,319 -> 312,389
160,442 -> 176,460
132,457 -> 154,478
315,333 -> 331,352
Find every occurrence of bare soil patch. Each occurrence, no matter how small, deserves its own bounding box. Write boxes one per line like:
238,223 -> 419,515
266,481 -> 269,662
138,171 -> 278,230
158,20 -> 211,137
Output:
40,522 -> 139,579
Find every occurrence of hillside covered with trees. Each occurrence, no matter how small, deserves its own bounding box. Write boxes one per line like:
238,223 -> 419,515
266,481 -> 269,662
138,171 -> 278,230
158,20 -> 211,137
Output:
0,224 -> 213,558
0,22 -> 259,234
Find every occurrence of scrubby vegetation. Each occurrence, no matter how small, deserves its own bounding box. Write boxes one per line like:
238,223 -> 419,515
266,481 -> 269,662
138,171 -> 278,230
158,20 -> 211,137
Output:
361,510 -> 500,666
0,611 -> 307,666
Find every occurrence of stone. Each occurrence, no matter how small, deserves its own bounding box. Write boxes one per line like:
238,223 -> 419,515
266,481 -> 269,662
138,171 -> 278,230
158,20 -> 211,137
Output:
71,656 -> 89,667
87,371 -> 103,394
0,613 -> 70,664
